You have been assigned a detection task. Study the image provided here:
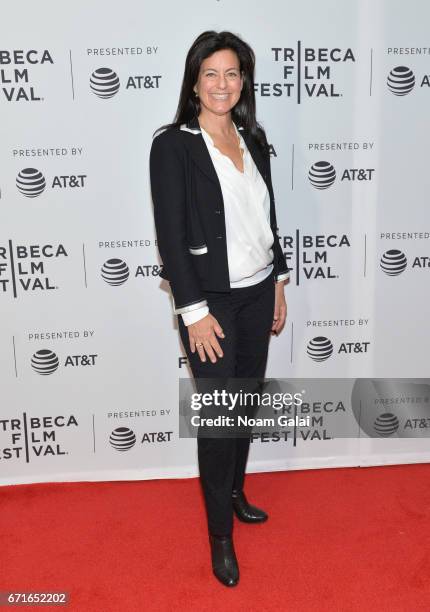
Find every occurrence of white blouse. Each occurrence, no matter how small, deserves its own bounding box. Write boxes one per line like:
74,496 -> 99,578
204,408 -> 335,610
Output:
181,122 -> 277,326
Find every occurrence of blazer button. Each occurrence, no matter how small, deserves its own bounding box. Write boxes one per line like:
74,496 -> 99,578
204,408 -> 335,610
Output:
216,235 -> 223,239
215,210 -> 221,214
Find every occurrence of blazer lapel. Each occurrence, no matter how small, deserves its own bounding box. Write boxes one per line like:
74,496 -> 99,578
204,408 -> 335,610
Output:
182,115 -> 220,186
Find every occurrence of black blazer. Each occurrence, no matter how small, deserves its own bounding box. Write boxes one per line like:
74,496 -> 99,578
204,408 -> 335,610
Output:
149,115 -> 289,316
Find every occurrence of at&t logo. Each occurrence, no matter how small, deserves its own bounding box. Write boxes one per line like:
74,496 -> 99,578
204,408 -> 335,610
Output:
380,249 -> 430,275
374,413 -> 399,436
308,161 -> 374,189
306,336 -> 370,361
90,67 -> 161,98
386,64 -> 430,96
109,428 -> 173,451
31,349 -> 98,374
100,258 -> 164,285
16,168 -> 87,197
387,66 -> 415,95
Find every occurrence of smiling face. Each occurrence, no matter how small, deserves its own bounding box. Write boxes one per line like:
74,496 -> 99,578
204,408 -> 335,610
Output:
193,48 -> 243,117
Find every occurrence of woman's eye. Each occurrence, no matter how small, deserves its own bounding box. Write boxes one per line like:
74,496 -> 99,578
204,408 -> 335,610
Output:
204,72 -> 239,78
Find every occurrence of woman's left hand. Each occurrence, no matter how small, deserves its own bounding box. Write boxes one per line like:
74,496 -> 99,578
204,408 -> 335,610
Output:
272,282 -> 287,335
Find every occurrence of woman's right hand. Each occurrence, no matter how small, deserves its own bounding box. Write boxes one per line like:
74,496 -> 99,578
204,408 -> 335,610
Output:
188,314 -> 225,363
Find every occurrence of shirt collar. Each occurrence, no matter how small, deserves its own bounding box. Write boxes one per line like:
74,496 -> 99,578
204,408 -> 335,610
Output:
186,114 -> 245,134
200,120 -> 243,148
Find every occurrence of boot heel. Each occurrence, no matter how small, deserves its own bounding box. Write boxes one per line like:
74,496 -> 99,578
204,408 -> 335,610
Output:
209,534 -> 239,587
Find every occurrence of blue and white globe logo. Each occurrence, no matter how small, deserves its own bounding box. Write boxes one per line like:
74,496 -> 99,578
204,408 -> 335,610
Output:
31,349 -> 59,375
16,168 -> 46,198
374,413 -> 399,437
380,250 -> 407,276
387,66 -> 415,96
307,337 -> 333,362
90,67 -> 120,99
101,259 -> 130,286
308,161 -> 336,189
109,427 -> 136,451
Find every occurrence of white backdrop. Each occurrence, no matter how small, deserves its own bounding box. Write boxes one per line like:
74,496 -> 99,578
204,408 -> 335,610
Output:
1,0 -> 429,486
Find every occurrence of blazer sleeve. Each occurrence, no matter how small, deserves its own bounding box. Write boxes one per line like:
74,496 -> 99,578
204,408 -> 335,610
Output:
265,148 -> 290,283
149,130 -> 209,315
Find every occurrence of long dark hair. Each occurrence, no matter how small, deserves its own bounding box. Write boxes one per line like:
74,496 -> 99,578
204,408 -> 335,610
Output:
153,30 -> 269,153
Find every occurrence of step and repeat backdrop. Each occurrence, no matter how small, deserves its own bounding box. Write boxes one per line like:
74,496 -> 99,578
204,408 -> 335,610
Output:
1,0 -> 429,485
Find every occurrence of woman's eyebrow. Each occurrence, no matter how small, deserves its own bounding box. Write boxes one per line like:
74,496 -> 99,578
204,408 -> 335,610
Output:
203,67 -> 239,72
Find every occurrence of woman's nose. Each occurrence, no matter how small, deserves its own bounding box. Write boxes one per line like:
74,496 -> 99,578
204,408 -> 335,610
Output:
217,75 -> 227,88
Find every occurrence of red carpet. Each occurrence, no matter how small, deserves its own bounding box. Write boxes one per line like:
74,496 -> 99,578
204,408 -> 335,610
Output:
2,464 -> 430,611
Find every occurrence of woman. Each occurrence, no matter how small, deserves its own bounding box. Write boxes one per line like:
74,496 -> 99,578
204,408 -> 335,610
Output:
149,30 -> 289,587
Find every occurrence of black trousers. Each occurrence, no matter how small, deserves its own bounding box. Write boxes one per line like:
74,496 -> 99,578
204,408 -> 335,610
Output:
178,268 -> 275,536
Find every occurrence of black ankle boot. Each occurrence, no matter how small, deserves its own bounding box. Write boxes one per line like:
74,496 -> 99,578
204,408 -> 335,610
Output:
208,534 -> 239,587
232,489 -> 268,523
